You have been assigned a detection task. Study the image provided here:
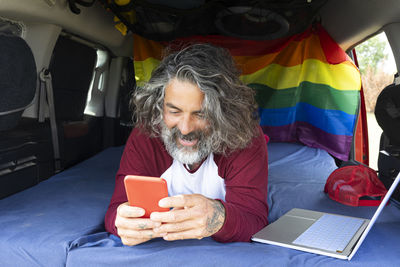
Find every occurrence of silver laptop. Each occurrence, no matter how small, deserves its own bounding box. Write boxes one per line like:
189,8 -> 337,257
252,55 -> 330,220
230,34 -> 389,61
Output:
252,171 -> 400,260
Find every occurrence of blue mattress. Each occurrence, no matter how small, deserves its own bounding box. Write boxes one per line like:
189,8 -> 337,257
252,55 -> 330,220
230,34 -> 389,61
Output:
1,143 -> 400,266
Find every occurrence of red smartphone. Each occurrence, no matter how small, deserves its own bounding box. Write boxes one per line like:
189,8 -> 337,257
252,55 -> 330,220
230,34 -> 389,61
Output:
124,175 -> 169,218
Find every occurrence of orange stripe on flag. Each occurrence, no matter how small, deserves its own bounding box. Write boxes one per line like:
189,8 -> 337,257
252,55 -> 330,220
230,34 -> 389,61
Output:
133,34 -> 164,61
235,34 -> 327,74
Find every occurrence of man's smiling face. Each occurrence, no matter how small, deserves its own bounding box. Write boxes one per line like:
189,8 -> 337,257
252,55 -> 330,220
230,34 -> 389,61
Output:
161,78 -> 212,165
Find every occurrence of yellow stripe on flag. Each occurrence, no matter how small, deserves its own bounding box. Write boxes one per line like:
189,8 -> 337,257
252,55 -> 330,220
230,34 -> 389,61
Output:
240,59 -> 361,91
134,57 -> 161,86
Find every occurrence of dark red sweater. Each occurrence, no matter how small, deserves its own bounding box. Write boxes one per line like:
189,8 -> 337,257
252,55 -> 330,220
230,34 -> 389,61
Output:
105,126 -> 269,242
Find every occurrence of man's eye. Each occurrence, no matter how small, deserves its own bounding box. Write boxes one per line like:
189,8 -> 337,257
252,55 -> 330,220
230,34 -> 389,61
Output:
195,113 -> 205,119
169,110 -> 180,114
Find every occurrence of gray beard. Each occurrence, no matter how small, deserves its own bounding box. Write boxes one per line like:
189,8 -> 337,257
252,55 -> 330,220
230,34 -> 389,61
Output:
160,123 -> 212,165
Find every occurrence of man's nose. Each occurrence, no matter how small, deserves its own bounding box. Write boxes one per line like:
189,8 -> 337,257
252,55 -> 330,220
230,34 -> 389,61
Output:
178,115 -> 195,135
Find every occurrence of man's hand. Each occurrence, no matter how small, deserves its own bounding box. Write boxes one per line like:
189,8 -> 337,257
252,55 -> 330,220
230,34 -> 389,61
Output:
115,202 -> 165,246
150,194 -> 226,241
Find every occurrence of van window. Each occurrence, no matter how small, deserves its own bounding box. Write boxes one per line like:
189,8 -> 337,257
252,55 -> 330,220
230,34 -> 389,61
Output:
354,32 -> 397,169
49,35 -> 97,121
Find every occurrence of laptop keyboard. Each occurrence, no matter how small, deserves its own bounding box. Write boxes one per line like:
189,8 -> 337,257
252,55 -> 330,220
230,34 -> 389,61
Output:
292,214 -> 365,252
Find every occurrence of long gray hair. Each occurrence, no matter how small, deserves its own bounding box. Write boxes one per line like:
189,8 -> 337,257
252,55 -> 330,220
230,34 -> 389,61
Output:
132,43 -> 259,154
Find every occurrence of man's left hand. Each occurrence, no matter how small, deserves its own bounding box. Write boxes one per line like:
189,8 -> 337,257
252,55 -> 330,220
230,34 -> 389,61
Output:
150,194 -> 225,241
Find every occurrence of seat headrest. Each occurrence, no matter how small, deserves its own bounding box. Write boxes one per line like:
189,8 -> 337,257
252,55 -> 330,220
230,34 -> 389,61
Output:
375,83 -> 400,146
0,34 -> 36,131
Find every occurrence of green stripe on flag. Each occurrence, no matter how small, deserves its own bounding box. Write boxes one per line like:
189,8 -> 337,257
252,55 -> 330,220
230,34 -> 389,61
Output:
250,81 -> 360,115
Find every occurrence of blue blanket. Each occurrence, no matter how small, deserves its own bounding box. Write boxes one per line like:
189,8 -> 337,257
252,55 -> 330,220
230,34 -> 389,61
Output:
0,146 -> 121,267
1,143 -> 399,266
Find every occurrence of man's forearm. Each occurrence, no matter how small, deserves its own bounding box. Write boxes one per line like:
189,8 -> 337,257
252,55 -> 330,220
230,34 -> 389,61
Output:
205,199 -> 226,236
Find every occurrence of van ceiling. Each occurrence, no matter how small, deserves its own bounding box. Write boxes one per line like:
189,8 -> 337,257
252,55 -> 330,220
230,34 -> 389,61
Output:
1,0 -> 400,55
320,0 -> 400,51
0,0 -> 132,56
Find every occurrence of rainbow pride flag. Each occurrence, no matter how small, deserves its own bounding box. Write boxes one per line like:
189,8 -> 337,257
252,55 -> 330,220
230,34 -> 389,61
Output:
133,24 -> 361,160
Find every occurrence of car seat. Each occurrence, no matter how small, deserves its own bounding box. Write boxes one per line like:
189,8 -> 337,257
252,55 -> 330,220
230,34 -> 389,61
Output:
375,82 -> 400,201
0,34 -> 36,131
47,35 -> 99,168
0,34 -> 54,198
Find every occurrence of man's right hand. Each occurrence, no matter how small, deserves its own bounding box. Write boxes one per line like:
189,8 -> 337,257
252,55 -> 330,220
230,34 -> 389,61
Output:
115,202 -> 165,246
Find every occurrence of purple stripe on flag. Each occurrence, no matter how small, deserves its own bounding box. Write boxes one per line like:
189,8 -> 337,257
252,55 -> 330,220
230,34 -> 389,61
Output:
262,122 -> 352,161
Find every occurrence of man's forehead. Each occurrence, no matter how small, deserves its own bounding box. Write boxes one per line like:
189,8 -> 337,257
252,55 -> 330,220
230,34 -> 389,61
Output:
164,79 -> 204,110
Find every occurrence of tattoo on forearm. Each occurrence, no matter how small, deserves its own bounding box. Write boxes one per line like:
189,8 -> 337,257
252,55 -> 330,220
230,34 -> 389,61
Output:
138,223 -> 147,229
206,200 -> 225,235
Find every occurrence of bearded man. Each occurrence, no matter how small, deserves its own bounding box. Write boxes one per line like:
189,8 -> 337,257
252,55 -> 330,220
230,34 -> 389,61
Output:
105,43 -> 269,245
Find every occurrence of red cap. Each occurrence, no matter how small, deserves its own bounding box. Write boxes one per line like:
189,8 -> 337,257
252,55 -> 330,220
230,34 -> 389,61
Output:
324,165 -> 388,206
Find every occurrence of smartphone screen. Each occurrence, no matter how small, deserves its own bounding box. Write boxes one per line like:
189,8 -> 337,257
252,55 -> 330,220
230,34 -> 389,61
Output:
124,175 -> 169,218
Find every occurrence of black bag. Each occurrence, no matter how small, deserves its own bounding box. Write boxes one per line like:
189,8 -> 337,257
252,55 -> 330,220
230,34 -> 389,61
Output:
375,83 -> 400,202
377,134 -> 400,201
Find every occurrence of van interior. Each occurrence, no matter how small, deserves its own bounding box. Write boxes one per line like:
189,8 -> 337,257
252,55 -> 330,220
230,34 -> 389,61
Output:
0,0 -> 399,266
